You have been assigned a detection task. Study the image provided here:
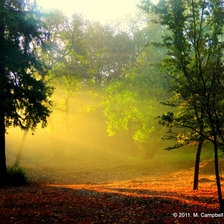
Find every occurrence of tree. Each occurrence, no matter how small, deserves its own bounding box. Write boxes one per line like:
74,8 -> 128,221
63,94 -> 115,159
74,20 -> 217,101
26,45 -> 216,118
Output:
0,0 -> 53,181
140,0 -> 224,211
159,101 -> 206,190
84,22 -> 136,81
104,17 -> 168,158
104,63 -> 166,158
40,9 -> 69,70
51,14 -> 89,112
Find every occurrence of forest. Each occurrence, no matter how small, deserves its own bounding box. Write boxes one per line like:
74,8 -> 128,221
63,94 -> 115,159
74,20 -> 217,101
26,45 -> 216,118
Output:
1,0 -> 224,223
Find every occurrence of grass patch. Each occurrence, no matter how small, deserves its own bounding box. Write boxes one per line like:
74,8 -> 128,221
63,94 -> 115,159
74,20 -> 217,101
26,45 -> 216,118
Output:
0,167 -> 28,186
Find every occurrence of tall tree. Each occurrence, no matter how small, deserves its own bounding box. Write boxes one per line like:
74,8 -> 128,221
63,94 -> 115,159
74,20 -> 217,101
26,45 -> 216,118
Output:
0,0 -> 53,181
140,0 -> 224,211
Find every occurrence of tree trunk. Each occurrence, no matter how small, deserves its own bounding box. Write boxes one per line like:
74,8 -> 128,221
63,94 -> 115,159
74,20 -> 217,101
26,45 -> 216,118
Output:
0,112 -> 7,181
14,131 -> 28,168
0,0 -> 7,182
193,139 -> 203,190
65,90 -> 71,136
214,140 -> 224,212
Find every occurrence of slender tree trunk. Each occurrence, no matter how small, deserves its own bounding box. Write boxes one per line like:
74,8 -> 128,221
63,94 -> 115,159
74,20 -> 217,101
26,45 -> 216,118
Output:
14,131 -> 28,168
0,113 -> 7,181
65,90 -> 71,135
214,140 -> 224,212
193,139 -> 203,190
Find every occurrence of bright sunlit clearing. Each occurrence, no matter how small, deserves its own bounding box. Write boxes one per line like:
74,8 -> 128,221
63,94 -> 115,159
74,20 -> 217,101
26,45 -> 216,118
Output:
37,0 -> 142,24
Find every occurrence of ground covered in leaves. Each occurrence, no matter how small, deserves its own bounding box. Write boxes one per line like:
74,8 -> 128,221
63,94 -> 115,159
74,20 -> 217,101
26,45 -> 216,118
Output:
0,162 -> 224,224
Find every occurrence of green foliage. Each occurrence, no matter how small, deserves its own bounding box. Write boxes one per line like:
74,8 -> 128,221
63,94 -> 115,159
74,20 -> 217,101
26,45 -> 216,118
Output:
103,13 -> 170,150
104,48 -> 168,144
104,78 -> 155,143
44,11 -> 138,86
42,11 -> 141,114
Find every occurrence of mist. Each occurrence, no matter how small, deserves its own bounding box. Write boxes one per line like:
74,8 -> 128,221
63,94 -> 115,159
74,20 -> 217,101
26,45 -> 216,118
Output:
4,87 -> 205,185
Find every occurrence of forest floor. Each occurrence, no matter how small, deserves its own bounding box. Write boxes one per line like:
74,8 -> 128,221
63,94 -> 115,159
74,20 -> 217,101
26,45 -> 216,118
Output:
0,159 -> 224,223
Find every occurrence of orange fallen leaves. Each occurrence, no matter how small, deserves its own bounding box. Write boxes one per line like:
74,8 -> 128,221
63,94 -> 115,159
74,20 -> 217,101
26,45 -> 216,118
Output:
0,169 -> 223,223
48,170 -> 220,210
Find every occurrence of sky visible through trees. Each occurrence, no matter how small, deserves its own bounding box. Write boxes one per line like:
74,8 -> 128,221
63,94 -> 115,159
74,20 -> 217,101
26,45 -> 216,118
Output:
37,0 -> 158,24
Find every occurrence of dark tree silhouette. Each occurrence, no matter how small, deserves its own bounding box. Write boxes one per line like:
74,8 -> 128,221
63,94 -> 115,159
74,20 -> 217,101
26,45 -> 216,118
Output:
0,0 -> 53,181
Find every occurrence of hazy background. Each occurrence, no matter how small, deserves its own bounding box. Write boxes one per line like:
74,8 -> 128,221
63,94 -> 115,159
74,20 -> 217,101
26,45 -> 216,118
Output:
5,88 -> 216,185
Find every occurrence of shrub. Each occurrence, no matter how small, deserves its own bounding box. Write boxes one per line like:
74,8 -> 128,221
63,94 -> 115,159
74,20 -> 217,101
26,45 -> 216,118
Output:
0,167 -> 28,186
